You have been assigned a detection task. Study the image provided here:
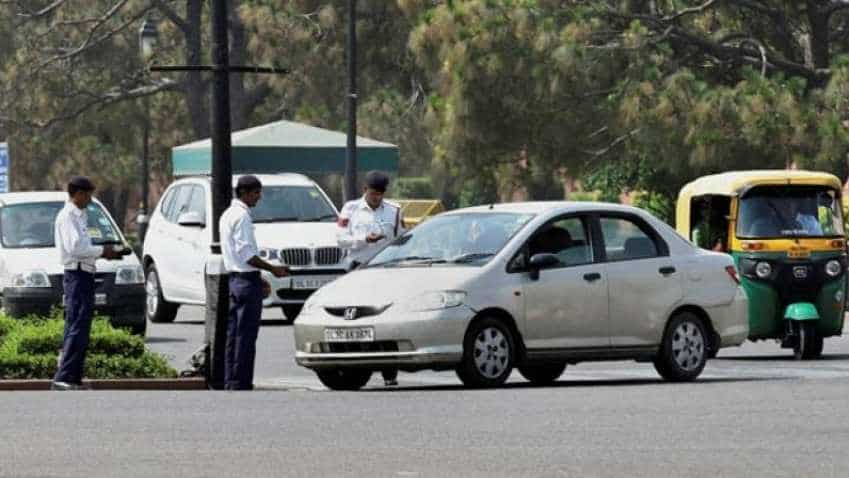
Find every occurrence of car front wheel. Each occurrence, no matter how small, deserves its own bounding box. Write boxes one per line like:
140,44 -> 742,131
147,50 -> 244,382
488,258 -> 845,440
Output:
456,317 -> 516,388
316,369 -> 372,391
653,312 -> 708,382
145,265 -> 179,323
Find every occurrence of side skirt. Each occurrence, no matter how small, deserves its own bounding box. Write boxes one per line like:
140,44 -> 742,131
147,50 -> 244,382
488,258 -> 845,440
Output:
524,346 -> 659,365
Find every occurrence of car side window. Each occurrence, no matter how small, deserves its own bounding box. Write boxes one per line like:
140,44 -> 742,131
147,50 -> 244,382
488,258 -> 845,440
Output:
187,186 -> 206,219
600,216 -> 658,261
527,216 -> 593,267
160,187 -> 178,221
169,186 -> 193,223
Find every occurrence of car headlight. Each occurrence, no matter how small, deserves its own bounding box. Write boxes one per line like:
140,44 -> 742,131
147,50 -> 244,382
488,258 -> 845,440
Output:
825,259 -> 843,278
301,299 -> 320,315
12,270 -> 51,288
755,261 -> 772,279
258,248 -> 279,260
115,266 -> 145,285
405,291 -> 467,312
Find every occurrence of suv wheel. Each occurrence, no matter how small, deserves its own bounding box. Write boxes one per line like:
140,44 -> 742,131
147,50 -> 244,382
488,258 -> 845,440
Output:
281,304 -> 302,323
653,312 -> 708,382
315,369 -> 372,391
518,362 -> 567,385
145,264 -> 179,323
456,317 -> 516,388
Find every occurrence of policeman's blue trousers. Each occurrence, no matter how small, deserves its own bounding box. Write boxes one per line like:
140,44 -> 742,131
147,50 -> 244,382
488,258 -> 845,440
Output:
225,272 -> 263,390
54,270 -> 95,384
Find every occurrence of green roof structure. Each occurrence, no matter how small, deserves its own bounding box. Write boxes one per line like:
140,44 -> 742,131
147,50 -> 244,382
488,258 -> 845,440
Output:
171,120 -> 399,176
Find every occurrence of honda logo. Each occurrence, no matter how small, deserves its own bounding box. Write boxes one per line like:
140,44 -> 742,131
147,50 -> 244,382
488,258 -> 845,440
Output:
793,266 -> 808,279
344,307 -> 358,321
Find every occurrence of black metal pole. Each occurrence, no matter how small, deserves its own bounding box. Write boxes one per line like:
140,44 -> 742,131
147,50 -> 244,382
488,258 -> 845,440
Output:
344,0 -> 358,201
139,95 -> 150,243
205,0 -> 233,389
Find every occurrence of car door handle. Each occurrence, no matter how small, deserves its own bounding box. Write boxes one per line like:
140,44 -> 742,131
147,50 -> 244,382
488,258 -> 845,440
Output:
583,272 -> 602,283
659,266 -> 676,276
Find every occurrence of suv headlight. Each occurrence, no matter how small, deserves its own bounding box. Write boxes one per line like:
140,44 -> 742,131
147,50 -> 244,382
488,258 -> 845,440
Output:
115,265 -> 145,285
825,259 -> 843,278
258,248 -> 279,261
12,270 -> 51,288
405,291 -> 467,312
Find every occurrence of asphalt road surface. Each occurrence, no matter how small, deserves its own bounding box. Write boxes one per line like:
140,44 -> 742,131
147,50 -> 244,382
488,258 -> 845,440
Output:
3,307 -> 849,477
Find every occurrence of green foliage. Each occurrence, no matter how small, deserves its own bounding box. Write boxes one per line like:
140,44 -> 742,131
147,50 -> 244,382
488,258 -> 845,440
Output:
394,177 -> 435,199
0,315 -> 175,379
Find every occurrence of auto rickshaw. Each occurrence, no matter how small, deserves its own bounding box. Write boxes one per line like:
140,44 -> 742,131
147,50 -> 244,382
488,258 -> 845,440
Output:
677,170 -> 847,359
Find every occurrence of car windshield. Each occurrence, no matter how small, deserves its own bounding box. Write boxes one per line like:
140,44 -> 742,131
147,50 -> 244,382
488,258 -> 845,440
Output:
0,201 -> 122,248
737,187 -> 845,239
367,212 -> 535,267
251,186 -> 337,223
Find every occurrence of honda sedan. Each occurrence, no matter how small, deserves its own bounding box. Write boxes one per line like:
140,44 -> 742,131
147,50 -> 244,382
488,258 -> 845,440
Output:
294,202 -> 748,390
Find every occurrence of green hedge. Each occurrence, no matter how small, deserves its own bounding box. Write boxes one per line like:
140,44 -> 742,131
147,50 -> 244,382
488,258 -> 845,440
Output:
0,313 -> 176,379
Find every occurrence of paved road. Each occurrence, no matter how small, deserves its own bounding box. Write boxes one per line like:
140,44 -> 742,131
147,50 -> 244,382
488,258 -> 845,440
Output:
3,308 -> 849,476
147,305 -> 849,390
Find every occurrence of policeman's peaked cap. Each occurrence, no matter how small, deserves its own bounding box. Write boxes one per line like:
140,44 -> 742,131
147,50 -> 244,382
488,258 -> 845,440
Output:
67,176 -> 95,192
364,171 -> 390,193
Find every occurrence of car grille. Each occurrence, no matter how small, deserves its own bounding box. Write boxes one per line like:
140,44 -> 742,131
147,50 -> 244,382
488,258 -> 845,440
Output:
280,248 -> 311,266
317,341 -> 400,353
324,306 -> 386,319
315,247 -> 343,265
277,289 -> 315,301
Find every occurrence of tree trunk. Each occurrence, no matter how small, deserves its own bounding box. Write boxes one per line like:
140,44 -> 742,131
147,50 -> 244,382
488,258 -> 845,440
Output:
184,0 -> 209,140
807,1 -> 830,70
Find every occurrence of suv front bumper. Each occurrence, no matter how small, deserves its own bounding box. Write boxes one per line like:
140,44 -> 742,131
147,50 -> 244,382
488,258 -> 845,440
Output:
262,268 -> 346,307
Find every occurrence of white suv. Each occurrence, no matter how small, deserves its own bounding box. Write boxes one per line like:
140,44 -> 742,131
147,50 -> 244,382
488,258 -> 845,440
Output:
142,174 -> 345,323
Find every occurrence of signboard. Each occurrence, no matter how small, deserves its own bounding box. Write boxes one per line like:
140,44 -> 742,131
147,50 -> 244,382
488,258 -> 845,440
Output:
0,142 -> 8,193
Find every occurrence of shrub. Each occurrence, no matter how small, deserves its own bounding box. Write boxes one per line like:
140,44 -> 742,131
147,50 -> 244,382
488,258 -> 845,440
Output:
0,314 -> 176,379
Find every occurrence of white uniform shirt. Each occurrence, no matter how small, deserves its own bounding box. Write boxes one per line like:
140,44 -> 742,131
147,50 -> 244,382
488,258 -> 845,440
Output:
55,201 -> 103,273
337,197 -> 406,266
220,199 -> 260,273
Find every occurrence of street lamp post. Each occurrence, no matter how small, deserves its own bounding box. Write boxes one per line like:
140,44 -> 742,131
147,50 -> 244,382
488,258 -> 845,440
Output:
344,0 -> 358,201
137,15 -> 158,244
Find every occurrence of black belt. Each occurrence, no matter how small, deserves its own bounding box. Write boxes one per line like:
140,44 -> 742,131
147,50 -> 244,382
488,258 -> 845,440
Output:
230,271 -> 260,278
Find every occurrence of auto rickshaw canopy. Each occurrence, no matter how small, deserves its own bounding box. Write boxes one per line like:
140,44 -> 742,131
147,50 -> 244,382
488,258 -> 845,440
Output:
676,170 -> 843,232
392,199 -> 445,227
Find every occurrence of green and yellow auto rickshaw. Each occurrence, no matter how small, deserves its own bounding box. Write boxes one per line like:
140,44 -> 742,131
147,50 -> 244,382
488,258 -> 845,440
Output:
677,170 -> 847,359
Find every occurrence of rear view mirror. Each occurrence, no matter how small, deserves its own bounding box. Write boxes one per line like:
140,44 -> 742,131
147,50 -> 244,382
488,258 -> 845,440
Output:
528,253 -> 559,281
177,211 -> 205,228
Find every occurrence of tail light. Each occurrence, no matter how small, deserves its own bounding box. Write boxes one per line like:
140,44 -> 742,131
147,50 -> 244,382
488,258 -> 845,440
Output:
725,265 -> 741,284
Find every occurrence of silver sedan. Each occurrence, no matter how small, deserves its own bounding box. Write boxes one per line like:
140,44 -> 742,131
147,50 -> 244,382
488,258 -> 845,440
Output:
294,202 -> 748,390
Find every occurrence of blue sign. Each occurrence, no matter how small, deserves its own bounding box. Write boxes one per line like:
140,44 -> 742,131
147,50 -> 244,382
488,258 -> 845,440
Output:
0,142 -> 7,193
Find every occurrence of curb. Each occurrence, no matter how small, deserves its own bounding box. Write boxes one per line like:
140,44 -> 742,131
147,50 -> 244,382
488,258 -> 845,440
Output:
0,377 -> 207,391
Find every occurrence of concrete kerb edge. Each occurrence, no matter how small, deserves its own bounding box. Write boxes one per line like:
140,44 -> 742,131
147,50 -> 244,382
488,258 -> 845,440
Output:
0,377 -> 207,391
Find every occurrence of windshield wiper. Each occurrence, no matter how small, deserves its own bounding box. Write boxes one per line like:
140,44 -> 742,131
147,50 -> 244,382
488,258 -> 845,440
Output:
450,252 -> 495,263
368,256 -> 443,267
302,214 -> 338,222
253,216 -> 299,223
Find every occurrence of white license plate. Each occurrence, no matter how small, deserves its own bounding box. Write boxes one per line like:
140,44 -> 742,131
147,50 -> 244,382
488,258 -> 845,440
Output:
292,277 -> 336,290
62,293 -> 107,306
324,327 -> 374,342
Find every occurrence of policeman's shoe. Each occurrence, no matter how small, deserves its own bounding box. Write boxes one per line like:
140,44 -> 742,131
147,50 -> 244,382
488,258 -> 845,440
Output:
50,381 -> 88,391
383,378 -> 398,387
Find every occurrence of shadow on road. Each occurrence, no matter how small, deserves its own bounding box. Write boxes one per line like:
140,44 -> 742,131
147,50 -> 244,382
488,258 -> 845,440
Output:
175,319 -> 293,327
717,354 -> 849,362
359,376 -> 786,393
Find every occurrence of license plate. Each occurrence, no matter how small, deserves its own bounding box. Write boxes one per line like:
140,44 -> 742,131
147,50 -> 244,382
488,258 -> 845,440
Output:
63,293 -> 107,306
324,327 -> 374,342
788,249 -> 811,259
292,277 -> 336,290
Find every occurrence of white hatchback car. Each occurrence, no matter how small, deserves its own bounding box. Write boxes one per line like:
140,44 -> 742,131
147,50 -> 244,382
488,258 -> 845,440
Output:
143,173 -> 344,324
294,202 -> 749,390
0,192 -> 146,334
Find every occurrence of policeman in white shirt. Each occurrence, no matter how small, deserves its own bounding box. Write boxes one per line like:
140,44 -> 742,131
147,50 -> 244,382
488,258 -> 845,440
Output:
52,176 -> 123,391
220,175 -> 289,391
337,171 -> 406,386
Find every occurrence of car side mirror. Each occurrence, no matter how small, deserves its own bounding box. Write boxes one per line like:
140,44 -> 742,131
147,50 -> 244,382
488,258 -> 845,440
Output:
528,253 -> 559,281
177,211 -> 205,228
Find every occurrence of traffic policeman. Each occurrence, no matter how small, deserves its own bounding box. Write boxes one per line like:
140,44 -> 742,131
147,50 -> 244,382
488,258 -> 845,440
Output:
52,176 -> 122,391
220,175 -> 289,390
337,171 -> 406,386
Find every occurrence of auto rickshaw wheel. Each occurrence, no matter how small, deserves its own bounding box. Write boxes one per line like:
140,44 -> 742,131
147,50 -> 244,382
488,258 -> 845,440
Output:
793,322 -> 824,360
